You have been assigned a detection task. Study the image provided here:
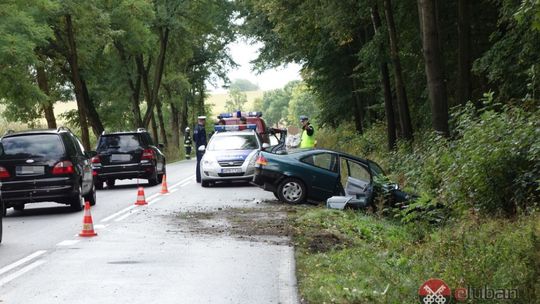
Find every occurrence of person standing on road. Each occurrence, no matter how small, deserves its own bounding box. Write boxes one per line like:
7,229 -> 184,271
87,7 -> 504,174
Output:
193,116 -> 207,183
183,127 -> 192,160
299,115 -> 316,148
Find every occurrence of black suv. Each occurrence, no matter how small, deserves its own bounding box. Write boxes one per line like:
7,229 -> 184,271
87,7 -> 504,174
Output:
0,127 -> 96,214
91,128 -> 166,188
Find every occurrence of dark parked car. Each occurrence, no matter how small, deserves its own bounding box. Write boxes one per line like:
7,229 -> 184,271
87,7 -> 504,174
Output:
252,148 -> 409,206
0,127 -> 96,214
91,128 -> 166,188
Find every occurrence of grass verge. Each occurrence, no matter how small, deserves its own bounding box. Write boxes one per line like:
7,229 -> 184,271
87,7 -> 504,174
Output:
289,207 -> 539,303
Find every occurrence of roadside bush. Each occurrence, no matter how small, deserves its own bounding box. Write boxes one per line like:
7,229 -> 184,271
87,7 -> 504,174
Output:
318,103 -> 540,218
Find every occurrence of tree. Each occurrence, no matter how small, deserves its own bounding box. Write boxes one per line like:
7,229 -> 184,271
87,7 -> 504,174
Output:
229,79 -> 259,91
225,87 -> 248,112
418,0 -> 449,136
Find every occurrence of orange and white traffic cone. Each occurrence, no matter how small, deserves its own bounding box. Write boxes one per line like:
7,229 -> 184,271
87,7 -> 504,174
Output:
79,201 -> 97,237
160,175 -> 169,194
135,186 -> 147,205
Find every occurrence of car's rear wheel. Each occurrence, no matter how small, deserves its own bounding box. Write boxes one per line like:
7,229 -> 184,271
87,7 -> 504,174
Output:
13,204 -> 25,212
148,166 -> 159,186
106,179 -> 115,188
277,177 -> 306,204
70,185 -> 84,211
84,184 -> 96,206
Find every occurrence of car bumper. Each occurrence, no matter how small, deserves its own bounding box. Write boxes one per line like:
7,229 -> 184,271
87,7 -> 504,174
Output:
0,176 -> 77,205
93,162 -> 155,181
252,168 -> 283,193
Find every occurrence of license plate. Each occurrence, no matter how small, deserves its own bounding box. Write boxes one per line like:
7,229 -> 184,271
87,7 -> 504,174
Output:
16,166 -> 45,175
111,154 -> 131,162
221,168 -> 242,174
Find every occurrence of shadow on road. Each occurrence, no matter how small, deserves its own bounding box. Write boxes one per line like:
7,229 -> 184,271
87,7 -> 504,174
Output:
4,205 -> 77,218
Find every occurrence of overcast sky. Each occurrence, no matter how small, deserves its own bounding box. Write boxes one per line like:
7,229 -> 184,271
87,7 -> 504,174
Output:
208,40 -> 302,93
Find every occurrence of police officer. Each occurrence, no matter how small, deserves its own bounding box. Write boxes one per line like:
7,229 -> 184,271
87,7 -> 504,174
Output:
184,127 -> 192,160
193,116 -> 207,183
299,115 -> 315,148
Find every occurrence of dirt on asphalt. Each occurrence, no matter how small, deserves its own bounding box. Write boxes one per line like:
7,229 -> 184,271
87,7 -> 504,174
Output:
167,200 -> 296,245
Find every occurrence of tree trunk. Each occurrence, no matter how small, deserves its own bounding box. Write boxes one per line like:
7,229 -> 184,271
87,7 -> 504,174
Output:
143,27 -> 170,127
457,0 -> 471,105
64,14 -> 90,150
170,102 -> 180,149
116,43 -> 143,127
351,78 -> 364,134
180,95 -> 188,133
36,65 -> 57,129
371,5 -> 397,150
150,111 -> 159,144
81,78 -> 104,137
156,97 -> 168,145
383,0 -> 414,141
418,0 -> 449,136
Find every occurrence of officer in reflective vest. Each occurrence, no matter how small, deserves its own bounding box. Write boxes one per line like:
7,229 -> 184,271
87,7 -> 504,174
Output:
299,115 -> 315,148
193,116 -> 207,183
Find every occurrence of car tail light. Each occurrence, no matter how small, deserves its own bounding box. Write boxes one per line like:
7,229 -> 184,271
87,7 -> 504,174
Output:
0,166 -> 10,179
52,161 -> 75,175
91,155 -> 101,164
255,155 -> 268,166
141,149 -> 155,160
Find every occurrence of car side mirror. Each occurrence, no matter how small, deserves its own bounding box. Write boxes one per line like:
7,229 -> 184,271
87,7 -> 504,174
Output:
198,145 -> 206,152
86,151 -> 97,158
262,143 -> 270,150
157,143 -> 165,149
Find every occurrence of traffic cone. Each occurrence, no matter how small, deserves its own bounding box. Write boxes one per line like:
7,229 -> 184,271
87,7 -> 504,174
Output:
160,175 -> 169,194
79,201 -> 97,237
135,186 -> 147,205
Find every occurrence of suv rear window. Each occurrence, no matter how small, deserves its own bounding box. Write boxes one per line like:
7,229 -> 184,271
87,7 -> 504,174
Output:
97,134 -> 141,152
1,134 -> 65,158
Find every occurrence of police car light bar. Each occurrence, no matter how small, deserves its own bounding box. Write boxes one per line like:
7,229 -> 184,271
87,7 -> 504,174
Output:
214,124 -> 257,132
219,111 -> 263,118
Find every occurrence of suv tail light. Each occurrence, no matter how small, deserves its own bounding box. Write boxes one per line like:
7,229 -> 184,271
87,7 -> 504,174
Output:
255,155 -> 268,166
52,161 -> 75,175
0,166 -> 10,179
141,149 -> 155,160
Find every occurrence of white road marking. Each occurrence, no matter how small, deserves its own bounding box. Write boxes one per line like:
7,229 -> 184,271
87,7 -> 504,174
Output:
278,246 -> 299,304
148,198 -> 162,206
146,192 -> 160,201
101,205 -> 136,222
114,209 -> 139,222
93,224 -> 107,229
170,189 -> 178,193
170,175 -> 195,189
0,260 -> 46,287
56,240 -> 80,247
0,250 -> 47,277
179,181 -> 191,187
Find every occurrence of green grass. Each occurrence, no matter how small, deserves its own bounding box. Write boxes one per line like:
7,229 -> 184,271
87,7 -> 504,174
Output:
289,207 -> 540,303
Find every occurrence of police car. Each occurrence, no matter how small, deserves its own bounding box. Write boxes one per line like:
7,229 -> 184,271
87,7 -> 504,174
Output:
199,124 -> 269,187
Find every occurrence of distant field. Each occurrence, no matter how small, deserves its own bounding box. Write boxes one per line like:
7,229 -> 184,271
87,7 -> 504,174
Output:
207,90 -> 264,118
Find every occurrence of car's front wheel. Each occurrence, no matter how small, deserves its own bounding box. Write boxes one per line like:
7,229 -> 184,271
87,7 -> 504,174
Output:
277,177 -> 306,204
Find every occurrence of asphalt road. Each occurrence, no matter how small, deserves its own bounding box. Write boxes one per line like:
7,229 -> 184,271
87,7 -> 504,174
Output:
0,160 -> 298,304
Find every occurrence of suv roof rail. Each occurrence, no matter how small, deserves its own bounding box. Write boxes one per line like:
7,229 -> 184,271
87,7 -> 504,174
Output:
136,128 -> 147,133
101,130 -> 106,135
57,126 -> 72,133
